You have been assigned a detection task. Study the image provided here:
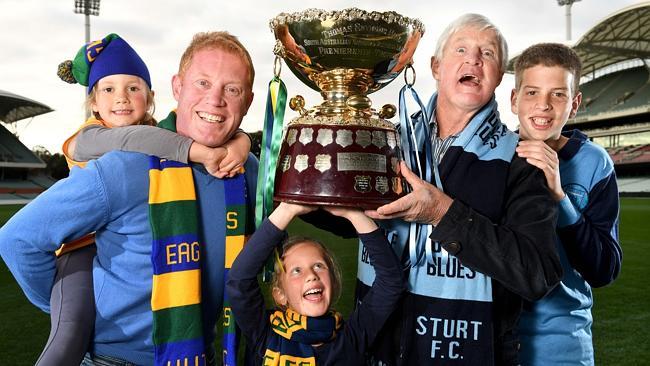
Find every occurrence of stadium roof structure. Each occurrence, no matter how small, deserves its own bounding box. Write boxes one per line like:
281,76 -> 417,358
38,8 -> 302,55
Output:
506,2 -> 650,76
0,89 -> 53,124
0,123 -> 46,168
0,89 -> 50,168
575,2 -> 650,78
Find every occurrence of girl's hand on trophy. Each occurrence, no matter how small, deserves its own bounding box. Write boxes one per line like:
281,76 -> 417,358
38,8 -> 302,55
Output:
323,206 -> 378,234
282,202 -> 318,216
269,202 -> 318,230
323,205 -> 355,219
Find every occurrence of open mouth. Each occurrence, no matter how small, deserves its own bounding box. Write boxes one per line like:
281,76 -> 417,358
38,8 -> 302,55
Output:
531,117 -> 552,127
459,74 -> 480,86
303,288 -> 323,301
197,111 -> 224,123
112,110 -> 133,115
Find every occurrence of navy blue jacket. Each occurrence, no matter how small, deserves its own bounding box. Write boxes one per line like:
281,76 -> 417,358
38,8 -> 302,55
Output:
226,219 -> 405,365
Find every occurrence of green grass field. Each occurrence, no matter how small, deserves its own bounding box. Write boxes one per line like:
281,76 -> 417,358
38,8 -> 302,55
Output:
592,198 -> 650,365
1,199 -> 648,365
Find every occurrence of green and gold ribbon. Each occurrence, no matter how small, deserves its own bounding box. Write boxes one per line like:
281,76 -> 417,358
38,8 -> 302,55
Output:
255,76 -> 287,282
255,76 -> 287,227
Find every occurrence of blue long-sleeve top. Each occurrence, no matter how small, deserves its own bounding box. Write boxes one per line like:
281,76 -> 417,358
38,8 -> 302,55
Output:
225,218 -> 405,366
555,130 -> 622,288
0,151 -> 258,364
519,130 -> 622,365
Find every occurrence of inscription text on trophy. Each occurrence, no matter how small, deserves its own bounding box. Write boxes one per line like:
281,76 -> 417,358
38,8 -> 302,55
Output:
337,153 -> 386,173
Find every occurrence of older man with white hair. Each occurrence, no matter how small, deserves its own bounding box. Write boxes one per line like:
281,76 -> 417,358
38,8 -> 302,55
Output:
358,14 -> 563,365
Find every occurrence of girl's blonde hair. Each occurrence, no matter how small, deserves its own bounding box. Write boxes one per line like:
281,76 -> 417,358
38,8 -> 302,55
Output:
85,84 -> 157,126
271,236 -> 342,310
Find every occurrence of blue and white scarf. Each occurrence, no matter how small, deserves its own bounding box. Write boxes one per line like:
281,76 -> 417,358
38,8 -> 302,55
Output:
357,91 -> 519,365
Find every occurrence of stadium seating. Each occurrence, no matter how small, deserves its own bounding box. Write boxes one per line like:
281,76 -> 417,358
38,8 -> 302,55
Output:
606,144 -> 650,165
0,178 -> 52,204
0,123 -> 45,166
0,123 -> 51,204
577,66 -> 650,117
617,176 -> 650,193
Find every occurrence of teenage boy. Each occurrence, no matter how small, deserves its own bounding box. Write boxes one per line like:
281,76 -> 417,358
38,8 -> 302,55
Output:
512,43 -> 622,365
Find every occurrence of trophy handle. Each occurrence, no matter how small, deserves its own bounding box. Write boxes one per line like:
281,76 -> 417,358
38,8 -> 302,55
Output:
289,95 -> 308,116
377,104 -> 397,119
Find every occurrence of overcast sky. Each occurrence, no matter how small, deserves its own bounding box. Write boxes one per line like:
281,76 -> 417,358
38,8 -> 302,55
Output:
1,0 -> 642,153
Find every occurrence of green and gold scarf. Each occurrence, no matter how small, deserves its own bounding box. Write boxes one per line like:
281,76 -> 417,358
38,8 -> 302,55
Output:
149,111 -> 251,366
263,309 -> 342,366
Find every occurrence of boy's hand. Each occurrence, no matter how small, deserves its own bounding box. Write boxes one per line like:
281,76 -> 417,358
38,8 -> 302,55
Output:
220,131 -> 251,177
516,140 -> 565,201
324,206 -> 378,234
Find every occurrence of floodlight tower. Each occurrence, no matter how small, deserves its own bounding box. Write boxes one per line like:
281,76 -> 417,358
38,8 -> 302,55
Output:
557,0 -> 582,41
74,0 -> 101,117
75,0 -> 101,45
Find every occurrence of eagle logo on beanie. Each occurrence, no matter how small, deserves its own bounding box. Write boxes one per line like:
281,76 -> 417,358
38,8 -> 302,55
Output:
85,38 -> 109,63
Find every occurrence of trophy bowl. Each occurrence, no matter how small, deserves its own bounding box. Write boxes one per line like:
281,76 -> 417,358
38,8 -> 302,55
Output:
270,8 -> 424,209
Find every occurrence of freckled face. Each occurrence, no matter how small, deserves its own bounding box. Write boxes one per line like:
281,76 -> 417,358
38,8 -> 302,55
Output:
274,242 -> 332,317
91,74 -> 149,127
511,65 -> 581,143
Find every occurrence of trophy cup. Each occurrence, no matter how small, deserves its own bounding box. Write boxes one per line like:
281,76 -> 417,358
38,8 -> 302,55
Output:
270,8 -> 424,209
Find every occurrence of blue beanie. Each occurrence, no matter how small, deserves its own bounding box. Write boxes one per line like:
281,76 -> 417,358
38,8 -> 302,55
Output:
57,33 -> 152,94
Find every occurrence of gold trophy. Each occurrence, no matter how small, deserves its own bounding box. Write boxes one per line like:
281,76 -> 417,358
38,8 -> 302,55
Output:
270,8 -> 424,209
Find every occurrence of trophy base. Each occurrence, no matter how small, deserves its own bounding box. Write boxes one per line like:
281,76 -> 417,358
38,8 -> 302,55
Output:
274,192 -> 395,210
273,118 -> 404,211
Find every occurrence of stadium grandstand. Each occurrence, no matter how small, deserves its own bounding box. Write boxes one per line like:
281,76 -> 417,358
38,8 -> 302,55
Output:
0,89 -> 55,205
508,1 -> 650,195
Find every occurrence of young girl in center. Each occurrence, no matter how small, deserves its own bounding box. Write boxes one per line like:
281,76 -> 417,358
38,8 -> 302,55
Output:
226,202 -> 405,365
38,33 -> 251,366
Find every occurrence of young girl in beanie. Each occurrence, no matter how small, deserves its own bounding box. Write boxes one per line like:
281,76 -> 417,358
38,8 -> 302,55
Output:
226,202 -> 405,365
57,33 -> 250,177
38,33 -> 251,366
